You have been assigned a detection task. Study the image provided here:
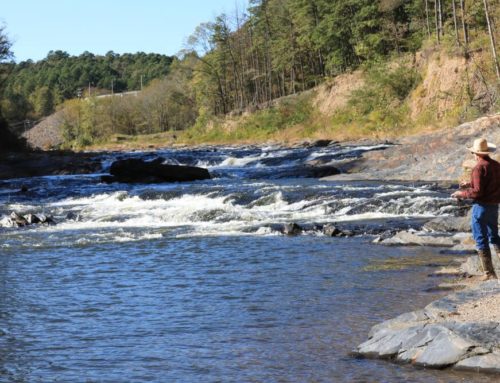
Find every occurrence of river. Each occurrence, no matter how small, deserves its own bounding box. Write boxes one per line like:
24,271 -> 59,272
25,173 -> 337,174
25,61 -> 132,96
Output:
0,144 -> 496,382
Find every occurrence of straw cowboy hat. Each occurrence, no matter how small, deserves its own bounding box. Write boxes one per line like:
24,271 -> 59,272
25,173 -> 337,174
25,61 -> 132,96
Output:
468,138 -> 497,155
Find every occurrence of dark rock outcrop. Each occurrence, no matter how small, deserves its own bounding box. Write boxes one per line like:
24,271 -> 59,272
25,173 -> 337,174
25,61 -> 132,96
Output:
0,151 -> 102,180
103,158 -> 211,183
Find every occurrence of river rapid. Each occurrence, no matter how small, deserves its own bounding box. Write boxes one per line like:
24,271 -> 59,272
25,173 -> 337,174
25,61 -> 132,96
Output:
0,144 -> 496,382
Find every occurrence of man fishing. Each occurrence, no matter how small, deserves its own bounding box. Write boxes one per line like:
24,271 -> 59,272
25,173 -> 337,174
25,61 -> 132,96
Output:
452,138 -> 500,281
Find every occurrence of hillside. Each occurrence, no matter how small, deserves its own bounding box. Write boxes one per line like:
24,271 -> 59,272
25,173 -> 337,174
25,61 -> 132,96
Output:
0,51 -> 174,125
12,0 -> 500,151
23,45 -> 500,151
178,46 -> 499,146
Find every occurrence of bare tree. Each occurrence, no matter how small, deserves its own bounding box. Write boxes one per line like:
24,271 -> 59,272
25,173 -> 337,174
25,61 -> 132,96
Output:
438,0 -> 443,39
460,0 -> 469,48
434,0 -> 441,43
452,0 -> 460,45
425,0 -> 432,37
483,0 -> 500,79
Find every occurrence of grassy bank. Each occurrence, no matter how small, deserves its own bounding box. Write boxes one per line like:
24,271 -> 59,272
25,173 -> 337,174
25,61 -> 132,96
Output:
80,131 -> 179,151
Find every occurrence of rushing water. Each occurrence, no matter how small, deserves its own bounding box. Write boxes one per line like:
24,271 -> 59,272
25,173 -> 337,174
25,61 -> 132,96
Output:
0,144 -> 496,382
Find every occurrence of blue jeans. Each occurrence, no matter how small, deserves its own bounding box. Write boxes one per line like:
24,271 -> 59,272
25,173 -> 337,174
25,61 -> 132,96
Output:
471,203 -> 500,250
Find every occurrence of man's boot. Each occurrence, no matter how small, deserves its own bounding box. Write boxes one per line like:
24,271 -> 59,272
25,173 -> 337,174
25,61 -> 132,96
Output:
477,248 -> 497,281
493,244 -> 500,263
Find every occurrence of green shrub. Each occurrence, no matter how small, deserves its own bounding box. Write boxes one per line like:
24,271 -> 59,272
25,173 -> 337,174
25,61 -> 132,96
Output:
181,92 -> 316,144
331,61 -> 421,135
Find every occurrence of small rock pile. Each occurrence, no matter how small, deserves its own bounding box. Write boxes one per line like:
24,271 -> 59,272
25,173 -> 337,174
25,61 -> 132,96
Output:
0,212 -> 55,227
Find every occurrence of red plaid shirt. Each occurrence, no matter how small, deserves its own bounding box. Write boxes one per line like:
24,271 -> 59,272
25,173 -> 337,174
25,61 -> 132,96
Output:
460,156 -> 500,204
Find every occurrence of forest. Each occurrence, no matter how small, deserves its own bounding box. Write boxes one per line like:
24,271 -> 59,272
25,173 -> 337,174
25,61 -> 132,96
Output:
1,0 -> 500,148
0,50 -> 174,123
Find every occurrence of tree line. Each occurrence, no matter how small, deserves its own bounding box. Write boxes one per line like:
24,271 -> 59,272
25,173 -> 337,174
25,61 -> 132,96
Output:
186,0 -> 499,118
0,50 -> 174,123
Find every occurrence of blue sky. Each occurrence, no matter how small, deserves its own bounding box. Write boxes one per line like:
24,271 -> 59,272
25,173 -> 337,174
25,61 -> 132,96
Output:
1,0 -> 248,62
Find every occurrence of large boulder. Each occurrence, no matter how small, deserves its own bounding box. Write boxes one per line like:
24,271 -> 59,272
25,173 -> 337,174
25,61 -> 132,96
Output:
104,157 -> 211,183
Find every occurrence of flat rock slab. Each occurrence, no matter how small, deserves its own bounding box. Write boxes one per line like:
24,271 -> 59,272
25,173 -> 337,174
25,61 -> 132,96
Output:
423,215 -> 471,233
456,352 -> 500,373
380,231 -> 461,247
355,278 -> 500,373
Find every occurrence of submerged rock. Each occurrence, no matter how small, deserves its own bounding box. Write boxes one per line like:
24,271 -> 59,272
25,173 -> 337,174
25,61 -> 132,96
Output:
103,157 -> 211,183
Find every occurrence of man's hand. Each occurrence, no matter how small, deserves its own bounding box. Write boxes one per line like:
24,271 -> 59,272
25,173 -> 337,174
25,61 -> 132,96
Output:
459,181 -> 471,189
451,191 -> 464,199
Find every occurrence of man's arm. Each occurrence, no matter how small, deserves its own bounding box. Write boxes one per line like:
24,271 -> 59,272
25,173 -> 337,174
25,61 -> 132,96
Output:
454,166 -> 484,199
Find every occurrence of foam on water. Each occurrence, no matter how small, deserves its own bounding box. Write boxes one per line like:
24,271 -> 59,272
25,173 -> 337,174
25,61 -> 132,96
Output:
0,183 -> 456,240
0,144 -> 459,240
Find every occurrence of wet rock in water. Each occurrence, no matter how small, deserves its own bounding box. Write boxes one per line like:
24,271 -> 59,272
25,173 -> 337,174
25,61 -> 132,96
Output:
36,214 -> 56,225
323,224 -> 342,237
10,212 -> 28,226
0,212 -> 56,227
103,157 -> 211,183
275,165 -> 341,179
282,223 -> 302,235
322,224 -> 355,237
24,213 -> 41,224
20,185 -> 29,193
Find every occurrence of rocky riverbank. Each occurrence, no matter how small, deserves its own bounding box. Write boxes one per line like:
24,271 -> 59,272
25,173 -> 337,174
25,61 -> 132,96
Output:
322,113 -> 500,182
344,113 -> 500,375
355,279 -> 500,373
354,212 -> 500,374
